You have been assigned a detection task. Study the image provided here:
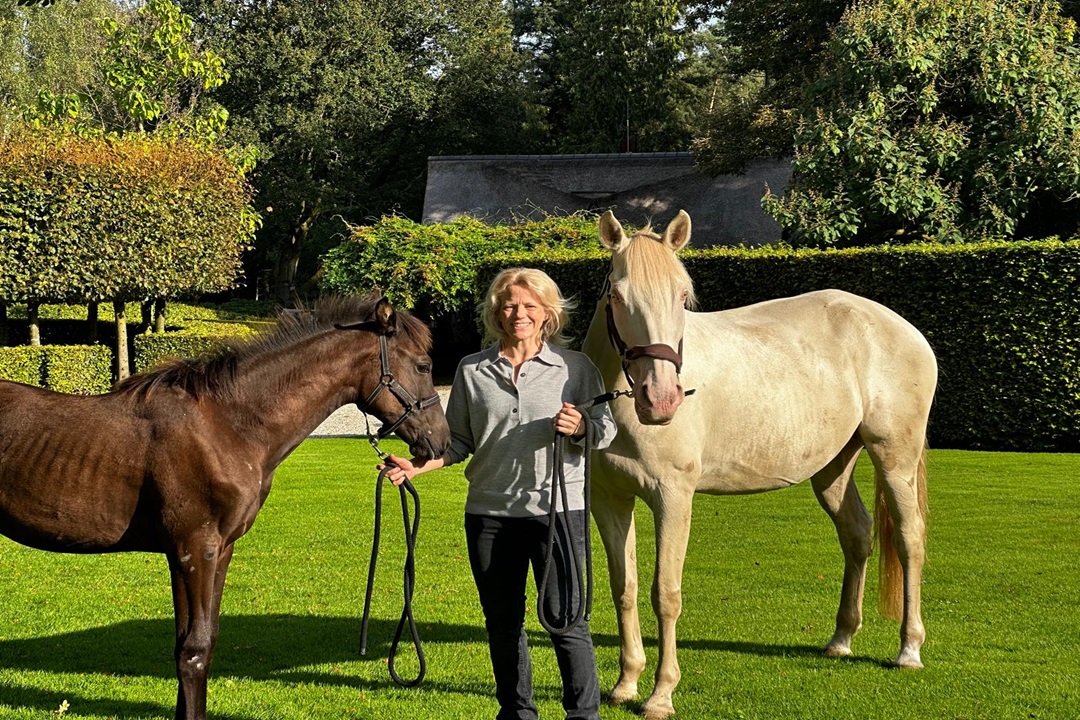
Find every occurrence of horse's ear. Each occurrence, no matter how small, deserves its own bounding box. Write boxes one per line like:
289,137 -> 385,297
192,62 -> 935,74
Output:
374,297 -> 397,334
599,210 -> 628,251
662,210 -> 692,251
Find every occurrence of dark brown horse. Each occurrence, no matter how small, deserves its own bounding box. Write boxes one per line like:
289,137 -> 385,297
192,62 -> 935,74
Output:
0,295 -> 451,720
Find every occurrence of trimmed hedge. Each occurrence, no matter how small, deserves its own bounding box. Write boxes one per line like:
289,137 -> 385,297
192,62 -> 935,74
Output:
0,128 -> 257,305
131,300 -> 272,373
44,345 -> 112,395
0,346 -> 46,386
481,239 -> 1080,452
0,301 -> 270,390
134,321 -> 258,373
0,345 -> 110,394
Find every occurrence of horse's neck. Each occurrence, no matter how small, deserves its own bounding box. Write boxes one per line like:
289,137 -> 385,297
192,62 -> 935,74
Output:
583,299 -> 625,390
231,332 -> 368,464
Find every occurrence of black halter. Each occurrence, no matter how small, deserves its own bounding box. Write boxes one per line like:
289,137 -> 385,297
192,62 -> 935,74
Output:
602,268 -> 689,392
355,333 -> 441,457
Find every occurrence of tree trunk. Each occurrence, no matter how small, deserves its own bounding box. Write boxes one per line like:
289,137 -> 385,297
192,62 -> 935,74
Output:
114,300 -> 130,381
273,203 -> 319,306
154,298 -> 167,333
273,230 -> 304,306
28,302 -> 40,346
141,300 -> 154,332
88,302 -> 99,344
0,303 -> 7,346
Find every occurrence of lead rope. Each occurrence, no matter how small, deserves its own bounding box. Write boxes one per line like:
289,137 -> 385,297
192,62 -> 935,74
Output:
359,418 -> 426,688
537,390 -> 630,635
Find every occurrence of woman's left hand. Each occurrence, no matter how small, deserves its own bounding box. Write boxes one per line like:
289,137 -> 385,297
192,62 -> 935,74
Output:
554,402 -> 585,438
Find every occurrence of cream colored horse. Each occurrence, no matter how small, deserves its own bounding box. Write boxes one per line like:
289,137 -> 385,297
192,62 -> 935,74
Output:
582,211 -> 937,719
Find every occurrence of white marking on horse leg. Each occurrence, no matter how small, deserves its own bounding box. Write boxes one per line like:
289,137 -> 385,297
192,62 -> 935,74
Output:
592,484 -> 644,705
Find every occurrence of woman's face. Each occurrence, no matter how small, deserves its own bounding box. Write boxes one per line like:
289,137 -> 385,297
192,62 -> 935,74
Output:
499,284 -> 548,346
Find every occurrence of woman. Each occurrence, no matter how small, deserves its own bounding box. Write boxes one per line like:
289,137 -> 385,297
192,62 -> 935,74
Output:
383,267 -> 616,720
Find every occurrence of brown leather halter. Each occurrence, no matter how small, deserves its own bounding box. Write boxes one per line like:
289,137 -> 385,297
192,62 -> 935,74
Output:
602,268 -> 690,392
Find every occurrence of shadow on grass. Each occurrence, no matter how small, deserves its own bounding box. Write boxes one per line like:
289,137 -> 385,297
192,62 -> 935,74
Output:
0,682 -> 260,720
586,631 -> 893,668
0,615 -> 487,681
0,683 -> 176,720
0,615 -> 492,719
0,615 -> 890,718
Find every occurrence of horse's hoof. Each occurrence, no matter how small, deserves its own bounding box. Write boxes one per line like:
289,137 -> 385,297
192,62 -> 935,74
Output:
642,697 -> 676,720
894,648 -> 923,669
608,682 -> 638,706
823,641 -> 853,658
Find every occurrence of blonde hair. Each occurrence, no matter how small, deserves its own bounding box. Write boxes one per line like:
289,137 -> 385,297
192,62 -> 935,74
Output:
481,267 -> 576,347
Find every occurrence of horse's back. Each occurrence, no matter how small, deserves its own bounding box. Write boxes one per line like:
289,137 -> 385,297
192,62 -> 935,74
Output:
718,289 -> 930,350
703,289 -> 935,388
652,289 -> 936,493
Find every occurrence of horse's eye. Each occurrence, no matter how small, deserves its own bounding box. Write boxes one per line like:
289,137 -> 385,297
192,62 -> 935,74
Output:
417,363 -> 432,374
610,290 -> 623,305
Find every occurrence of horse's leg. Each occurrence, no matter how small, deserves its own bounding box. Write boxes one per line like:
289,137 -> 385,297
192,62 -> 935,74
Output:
168,534 -> 229,720
810,433 -> 872,658
205,543 -> 235,670
591,482 -> 645,706
642,483 -> 694,720
862,435 -> 928,669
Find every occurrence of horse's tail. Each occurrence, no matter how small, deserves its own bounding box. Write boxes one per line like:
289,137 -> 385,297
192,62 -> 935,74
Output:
875,442 -> 928,621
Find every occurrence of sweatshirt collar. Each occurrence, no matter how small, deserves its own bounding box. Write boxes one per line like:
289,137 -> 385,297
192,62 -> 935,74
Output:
477,342 -> 565,370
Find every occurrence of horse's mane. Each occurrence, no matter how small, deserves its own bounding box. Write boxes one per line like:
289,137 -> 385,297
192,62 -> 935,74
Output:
619,227 -> 698,309
115,295 -> 431,402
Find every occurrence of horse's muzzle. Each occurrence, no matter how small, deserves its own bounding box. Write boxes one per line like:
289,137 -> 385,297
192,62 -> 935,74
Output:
634,383 -> 685,425
411,435 -> 447,461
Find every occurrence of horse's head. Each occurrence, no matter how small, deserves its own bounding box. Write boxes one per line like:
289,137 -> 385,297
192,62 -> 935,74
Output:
344,298 -> 451,460
599,210 -> 695,425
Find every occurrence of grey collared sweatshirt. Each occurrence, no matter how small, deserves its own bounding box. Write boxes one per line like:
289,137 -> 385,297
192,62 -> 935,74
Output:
444,342 -> 617,517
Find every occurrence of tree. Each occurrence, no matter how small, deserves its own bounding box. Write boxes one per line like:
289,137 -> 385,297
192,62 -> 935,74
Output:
27,0 -> 230,141
0,128 -> 256,371
3,0 -> 253,375
0,0 -> 123,136
515,0 -> 721,154
763,0 -> 1080,247
181,0 -> 542,304
693,0 -> 848,174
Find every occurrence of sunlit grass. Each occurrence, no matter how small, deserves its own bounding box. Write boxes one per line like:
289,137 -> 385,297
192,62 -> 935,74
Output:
1,442 -> 1078,719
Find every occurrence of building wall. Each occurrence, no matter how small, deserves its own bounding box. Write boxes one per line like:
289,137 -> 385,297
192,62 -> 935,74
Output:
422,152 -> 792,247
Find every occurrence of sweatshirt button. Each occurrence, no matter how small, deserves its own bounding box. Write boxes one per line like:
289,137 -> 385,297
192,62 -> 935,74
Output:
512,408 -> 518,413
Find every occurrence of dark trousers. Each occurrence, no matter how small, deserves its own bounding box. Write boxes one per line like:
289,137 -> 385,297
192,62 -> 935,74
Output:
465,511 -> 601,720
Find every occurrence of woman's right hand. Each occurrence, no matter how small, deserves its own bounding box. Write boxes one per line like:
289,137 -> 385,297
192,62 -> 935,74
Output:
378,453 -> 416,486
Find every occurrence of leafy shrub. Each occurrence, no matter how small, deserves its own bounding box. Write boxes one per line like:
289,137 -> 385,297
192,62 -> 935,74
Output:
320,214 -> 600,316
484,239 -> 1080,451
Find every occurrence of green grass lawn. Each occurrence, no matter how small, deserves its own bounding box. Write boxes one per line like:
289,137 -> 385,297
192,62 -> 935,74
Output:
1,442 -> 1078,720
